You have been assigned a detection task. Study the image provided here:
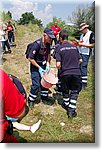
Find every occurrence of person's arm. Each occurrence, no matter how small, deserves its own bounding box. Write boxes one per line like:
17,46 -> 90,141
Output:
78,32 -> 95,48
78,42 -> 95,48
28,58 -> 40,69
28,58 -> 45,77
47,53 -> 51,64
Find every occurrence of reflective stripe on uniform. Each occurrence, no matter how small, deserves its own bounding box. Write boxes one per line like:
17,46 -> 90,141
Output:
69,104 -> 76,109
81,76 -> 87,79
70,99 -> 76,104
63,98 -> 69,101
41,93 -> 48,97
29,93 -> 37,98
82,80 -> 87,83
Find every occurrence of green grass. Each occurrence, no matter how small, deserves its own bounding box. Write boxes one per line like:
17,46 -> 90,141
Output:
1,24 -> 95,143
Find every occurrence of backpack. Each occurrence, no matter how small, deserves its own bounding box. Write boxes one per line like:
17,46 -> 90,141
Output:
8,74 -> 27,99
25,39 -> 41,59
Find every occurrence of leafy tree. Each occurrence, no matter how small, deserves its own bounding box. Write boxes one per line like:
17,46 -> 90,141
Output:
18,12 -> 43,27
69,2 -> 95,39
0,11 -> 12,21
85,2 -> 95,32
7,11 -> 12,19
46,17 -> 74,36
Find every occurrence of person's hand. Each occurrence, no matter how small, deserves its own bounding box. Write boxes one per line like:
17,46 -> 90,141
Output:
78,42 -> 84,47
38,67 -> 45,77
79,58 -> 83,64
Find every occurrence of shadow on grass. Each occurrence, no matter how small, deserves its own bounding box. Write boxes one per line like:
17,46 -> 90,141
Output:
53,93 -> 63,105
13,131 -> 27,143
1,57 -> 7,64
42,96 -> 55,106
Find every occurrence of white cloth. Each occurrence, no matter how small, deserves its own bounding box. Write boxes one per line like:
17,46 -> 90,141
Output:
78,30 -> 92,55
0,29 -> 7,41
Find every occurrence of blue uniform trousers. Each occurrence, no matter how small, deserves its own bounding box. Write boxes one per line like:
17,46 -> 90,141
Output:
2,40 -> 10,51
61,75 -> 82,113
8,31 -> 15,43
80,54 -> 90,88
28,65 -> 49,103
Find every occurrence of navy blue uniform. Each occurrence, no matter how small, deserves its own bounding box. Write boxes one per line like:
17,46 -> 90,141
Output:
56,41 -> 82,115
28,38 -> 51,104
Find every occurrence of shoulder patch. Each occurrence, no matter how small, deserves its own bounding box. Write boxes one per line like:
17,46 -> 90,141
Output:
33,50 -> 36,54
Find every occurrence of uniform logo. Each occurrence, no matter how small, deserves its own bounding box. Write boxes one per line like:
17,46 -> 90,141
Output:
33,50 -> 36,54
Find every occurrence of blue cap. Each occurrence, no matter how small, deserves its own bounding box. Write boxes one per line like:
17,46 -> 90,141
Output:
44,28 -> 55,39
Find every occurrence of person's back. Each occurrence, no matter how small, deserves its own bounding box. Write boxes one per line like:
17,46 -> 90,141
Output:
0,68 -> 25,142
57,42 -> 81,77
56,30 -> 82,118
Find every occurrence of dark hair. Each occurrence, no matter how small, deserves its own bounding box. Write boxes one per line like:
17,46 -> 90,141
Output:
59,30 -> 68,40
8,21 -> 11,24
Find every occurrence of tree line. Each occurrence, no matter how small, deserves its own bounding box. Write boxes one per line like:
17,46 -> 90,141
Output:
0,2 -> 94,38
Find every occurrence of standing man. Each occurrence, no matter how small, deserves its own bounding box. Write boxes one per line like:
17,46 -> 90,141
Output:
78,23 -> 95,89
51,21 -> 61,45
27,28 -> 55,108
56,30 -> 82,118
7,21 -> 15,45
0,23 -> 11,54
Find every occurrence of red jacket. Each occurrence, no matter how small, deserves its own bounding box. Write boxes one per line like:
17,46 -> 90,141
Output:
7,25 -> 13,31
0,69 -> 25,142
51,25 -> 61,36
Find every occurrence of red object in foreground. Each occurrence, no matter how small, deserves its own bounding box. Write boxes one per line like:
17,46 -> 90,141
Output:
2,133 -> 18,143
70,40 -> 78,46
80,40 -> 84,43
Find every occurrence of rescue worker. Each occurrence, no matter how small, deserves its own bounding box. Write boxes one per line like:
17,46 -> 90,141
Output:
56,30 -> 82,118
78,23 -> 95,89
27,28 -> 55,108
7,21 -> 15,45
51,21 -> 61,46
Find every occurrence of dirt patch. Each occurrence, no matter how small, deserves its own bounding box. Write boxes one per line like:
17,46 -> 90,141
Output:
80,125 -> 94,136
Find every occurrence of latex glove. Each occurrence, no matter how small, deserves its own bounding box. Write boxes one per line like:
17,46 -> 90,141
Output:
38,67 -> 45,77
45,65 -> 50,72
6,116 -> 18,122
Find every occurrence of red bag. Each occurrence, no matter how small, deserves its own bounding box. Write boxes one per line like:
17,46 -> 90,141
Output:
70,40 -> 78,46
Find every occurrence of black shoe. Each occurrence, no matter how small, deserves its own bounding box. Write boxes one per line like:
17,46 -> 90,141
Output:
3,51 -> 7,54
42,97 -> 50,102
28,101 -> 34,109
8,50 -> 12,54
67,111 -> 77,118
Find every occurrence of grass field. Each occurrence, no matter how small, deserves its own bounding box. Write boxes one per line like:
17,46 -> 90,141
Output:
1,25 -> 95,143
